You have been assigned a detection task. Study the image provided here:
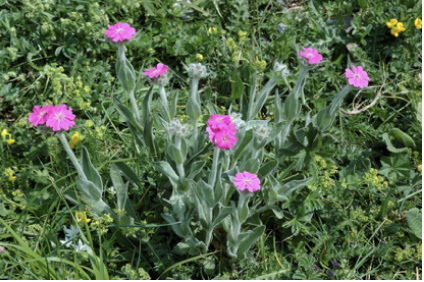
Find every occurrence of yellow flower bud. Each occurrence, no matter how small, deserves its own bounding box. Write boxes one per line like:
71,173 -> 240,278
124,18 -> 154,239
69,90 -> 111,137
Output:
208,27 -> 218,34
196,53 -> 203,61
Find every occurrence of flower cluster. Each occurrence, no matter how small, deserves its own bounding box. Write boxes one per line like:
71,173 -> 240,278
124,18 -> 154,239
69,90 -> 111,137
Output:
29,104 -> 76,131
386,19 -> 406,37
206,115 -> 237,150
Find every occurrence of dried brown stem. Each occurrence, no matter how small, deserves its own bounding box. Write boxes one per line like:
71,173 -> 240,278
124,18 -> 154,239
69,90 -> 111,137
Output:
340,86 -> 382,115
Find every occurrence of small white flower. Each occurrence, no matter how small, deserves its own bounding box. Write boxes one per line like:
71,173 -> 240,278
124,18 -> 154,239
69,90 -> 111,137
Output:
63,225 -> 80,240
74,239 -> 88,252
107,186 -> 117,195
60,238 -> 73,248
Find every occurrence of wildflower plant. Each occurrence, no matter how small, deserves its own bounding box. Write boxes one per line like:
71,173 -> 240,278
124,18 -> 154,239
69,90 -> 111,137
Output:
1,0 -> 421,279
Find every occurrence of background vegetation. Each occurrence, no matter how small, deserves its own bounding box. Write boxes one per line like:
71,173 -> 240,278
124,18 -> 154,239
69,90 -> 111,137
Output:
0,0 -> 422,279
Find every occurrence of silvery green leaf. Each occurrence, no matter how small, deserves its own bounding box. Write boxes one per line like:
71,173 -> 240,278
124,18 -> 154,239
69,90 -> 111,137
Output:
81,146 -> 103,192
115,56 -> 136,94
315,108 -> 335,132
236,225 -> 265,259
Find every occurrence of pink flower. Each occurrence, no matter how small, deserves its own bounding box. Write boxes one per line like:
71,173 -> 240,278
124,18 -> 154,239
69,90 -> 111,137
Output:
345,65 -> 369,88
105,22 -> 136,42
28,105 -> 53,126
299,47 -> 323,64
213,129 -> 237,150
45,104 -> 76,131
207,115 -> 234,130
206,114 -> 236,139
206,115 -> 237,150
143,63 -> 168,78
233,171 -> 261,192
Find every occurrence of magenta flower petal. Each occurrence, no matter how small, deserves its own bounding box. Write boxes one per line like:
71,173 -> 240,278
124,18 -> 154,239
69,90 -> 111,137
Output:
345,65 -> 369,88
213,129 -> 237,150
45,104 -> 76,131
299,47 -> 323,64
345,68 -> 355,78
143,63 -> 169,78
29,105 -> 54,126
233,171 -> 261,192
105,22 -> 136,42
206,115 -> 238,149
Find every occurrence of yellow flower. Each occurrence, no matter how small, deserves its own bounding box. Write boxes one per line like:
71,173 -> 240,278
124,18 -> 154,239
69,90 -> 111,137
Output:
390,22 -> 406,37
1,129 -> 15,144
415,18 -> 422,29
390,27 -> 400,37
386,19 -> 398,28
396,22 -> 406,32
1,129 -> 11,138
238,30 -> 248,42
252,56 -> 267,71
225,38 -> 237,50
208,27 -> 218,35
75,211 -> 91,224
196,53 -> 203,61
68,131 -> 81,149
4,168 -> 16,181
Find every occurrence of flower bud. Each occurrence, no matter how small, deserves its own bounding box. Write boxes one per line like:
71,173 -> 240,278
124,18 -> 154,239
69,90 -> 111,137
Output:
273,62 -> 290,77
186,63 -> 208,79
167,119 -> 189,136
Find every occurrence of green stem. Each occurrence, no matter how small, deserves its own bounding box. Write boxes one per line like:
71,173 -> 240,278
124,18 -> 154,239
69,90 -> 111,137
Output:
116,44 -> 140,122
57,131 -> 87,181
190,78 -> 200,105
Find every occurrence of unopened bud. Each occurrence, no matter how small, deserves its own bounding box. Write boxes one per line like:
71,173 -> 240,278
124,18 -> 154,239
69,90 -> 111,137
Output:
273,62 -> 290,77
167,119 -> 189,136
186,63 -> 208,79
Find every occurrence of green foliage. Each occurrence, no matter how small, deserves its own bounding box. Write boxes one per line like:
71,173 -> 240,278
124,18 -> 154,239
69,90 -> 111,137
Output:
0,0 -> 421,279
